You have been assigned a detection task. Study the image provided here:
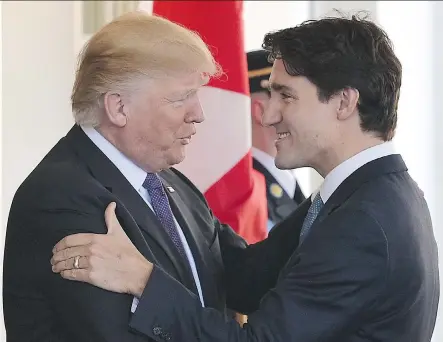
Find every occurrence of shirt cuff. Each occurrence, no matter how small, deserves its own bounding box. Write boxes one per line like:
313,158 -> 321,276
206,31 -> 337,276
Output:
131,296 -> 139,313
128,265 -> 201,341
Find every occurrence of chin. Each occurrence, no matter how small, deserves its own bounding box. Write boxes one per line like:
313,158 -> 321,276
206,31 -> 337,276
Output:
168,152 -> 186,167
274,159 -> 290,170
275,156 -> 300,170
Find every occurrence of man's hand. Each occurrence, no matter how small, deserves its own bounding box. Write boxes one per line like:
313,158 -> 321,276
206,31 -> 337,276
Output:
51,202 -> 153,297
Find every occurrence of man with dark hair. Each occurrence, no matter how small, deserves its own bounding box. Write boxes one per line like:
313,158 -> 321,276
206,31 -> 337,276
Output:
52,14 -> 439,342
247,49 -> 305,230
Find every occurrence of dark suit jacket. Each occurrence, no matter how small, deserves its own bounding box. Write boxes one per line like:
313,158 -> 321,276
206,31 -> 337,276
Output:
128,154 -> 440,342
253,158 -> 305,225
5,125 -> 299,341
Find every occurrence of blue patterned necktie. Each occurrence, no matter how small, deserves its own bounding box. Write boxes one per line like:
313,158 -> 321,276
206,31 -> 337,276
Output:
143,173 -> 187,259
299,192 -> 324,245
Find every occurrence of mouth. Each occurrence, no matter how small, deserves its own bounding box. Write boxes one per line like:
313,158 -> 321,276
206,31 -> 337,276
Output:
276,132 -> 291,141
180,136 -> 192,145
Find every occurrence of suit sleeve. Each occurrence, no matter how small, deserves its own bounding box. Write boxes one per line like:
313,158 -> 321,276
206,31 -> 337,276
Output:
8,169 -> 155,342
171,166 -> 311,315
31,206 -> 157,342
218,199 -> 311,314
129,208 -> 389,342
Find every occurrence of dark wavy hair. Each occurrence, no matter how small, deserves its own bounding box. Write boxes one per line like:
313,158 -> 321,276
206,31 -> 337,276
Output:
262,12 -> 402,141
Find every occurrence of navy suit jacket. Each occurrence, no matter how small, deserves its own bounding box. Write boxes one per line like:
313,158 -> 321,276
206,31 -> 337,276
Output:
130,154 -> 440,342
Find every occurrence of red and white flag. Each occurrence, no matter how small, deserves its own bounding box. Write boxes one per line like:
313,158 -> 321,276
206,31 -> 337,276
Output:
151,0 -> 268,244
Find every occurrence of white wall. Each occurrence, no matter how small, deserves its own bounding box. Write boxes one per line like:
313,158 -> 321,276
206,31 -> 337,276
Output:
243,1 -> 310,52
0,1 -> 3,337
2,1 -> 76,218
433,3 -> 443,335
1,1 -> 77,338
432,7 -> 443,326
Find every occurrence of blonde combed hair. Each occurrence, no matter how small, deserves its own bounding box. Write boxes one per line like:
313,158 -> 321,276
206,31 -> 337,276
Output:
71,11 -> 220,126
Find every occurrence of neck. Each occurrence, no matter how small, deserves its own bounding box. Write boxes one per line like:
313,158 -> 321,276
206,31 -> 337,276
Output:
315,135 -> 386,178
95,124 -> 160,174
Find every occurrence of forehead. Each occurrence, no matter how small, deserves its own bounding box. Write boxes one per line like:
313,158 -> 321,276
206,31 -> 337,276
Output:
269,59 -> 291,84
138,72 -> 207,98
269,59 -> 316,93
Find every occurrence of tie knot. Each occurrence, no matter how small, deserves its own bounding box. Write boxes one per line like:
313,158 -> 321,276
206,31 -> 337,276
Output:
143,173 -> 164,191
309,192 -> 324,214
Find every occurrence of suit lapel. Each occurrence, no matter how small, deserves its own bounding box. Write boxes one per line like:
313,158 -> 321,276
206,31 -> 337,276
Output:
104,177 -> 195,289
316,154 -> 408,223
159,172 -> 217,305
282,155 -> 408,273
64,125 -> 193,287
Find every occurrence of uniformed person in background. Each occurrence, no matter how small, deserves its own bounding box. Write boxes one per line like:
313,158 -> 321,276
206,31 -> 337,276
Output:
247,49 -> 306,231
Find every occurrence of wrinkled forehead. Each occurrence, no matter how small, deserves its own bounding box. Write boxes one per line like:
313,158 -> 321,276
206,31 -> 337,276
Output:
135,71 -> 208,98
164,71 -> 208,92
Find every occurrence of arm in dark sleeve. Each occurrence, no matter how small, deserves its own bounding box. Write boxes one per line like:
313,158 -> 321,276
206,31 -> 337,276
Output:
171,166 -> 312,315
218,199 -> 311,314
7,168 -> 155,342
34,207 -> 155,342
129,208 -> 389,342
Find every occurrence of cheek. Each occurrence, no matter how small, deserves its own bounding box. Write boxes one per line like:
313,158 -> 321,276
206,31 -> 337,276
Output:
157,112 -> 188,146
281,106 -> 302,136
169,108 -> 189,134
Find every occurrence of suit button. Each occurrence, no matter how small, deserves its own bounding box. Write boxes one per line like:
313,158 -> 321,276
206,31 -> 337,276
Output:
153,326 -> 162,336
161,332 -> 172,341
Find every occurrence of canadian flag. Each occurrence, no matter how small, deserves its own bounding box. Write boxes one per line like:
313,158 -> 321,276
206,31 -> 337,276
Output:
150,0 -> 268,244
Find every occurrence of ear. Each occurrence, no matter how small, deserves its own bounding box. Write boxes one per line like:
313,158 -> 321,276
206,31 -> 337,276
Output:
251,99 -> 265,125
103,92 -> 128,127
337,87 -> 359,121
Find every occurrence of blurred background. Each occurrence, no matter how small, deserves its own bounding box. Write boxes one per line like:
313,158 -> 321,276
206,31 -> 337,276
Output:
1,1 -> 442,340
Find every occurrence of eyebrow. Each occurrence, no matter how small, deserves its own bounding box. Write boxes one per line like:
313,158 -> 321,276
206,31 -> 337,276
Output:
169,89 -> 197,100
269,82 -> 297,94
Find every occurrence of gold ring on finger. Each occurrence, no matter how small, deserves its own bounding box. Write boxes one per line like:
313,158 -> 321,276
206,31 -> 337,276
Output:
74,255 -> 80,269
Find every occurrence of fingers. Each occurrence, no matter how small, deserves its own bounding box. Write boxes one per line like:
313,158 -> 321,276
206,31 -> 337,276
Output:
104,202 -> 126,238
60,269 -> 90,283
51,245 -> 91,266
52,255 -> 89,273
52,233 -> 97,253
105,202 -> 118,234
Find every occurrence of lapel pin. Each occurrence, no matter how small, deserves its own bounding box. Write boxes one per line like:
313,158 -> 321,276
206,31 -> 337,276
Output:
166,186 -> 175,193
270,183 -> 283,198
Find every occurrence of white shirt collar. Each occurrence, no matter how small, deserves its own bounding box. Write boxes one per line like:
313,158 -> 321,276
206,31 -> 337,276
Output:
251,147 -> 296,198
81,125 -> 147,192
314,141 -> 397,203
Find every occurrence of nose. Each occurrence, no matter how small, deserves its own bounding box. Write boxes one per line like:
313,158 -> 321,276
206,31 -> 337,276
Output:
185,96 -> 205,124
262,96 -> 281,127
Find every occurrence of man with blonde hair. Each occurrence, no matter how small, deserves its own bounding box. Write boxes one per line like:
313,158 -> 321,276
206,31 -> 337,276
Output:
5,11 -> 294,341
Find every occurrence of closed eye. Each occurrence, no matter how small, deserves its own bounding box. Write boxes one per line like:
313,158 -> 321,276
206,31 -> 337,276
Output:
166,89 -> 198,105
280,93 -> 296,102
280,93 -> 291,99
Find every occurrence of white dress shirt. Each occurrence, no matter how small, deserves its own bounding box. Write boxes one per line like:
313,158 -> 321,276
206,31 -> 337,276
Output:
314,142 -> 397,203
81,126 -> 205,312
